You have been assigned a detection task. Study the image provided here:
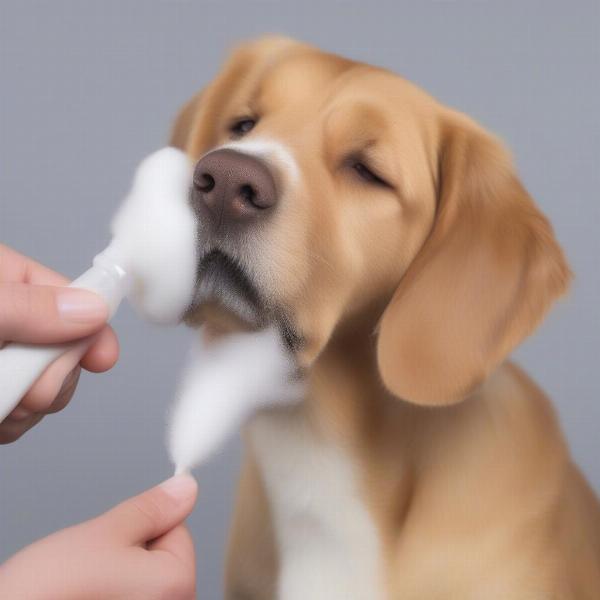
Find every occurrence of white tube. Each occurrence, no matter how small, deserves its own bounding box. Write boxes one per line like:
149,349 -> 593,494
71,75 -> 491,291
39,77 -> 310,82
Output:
0,250 -> 131,423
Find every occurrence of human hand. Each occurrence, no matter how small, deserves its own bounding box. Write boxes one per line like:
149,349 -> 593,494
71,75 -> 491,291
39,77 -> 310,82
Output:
0,474 -> 198,599
0,244 -> 119,443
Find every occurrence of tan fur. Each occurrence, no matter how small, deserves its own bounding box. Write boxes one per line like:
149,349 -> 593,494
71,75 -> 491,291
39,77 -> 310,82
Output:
172,37 -> 600,599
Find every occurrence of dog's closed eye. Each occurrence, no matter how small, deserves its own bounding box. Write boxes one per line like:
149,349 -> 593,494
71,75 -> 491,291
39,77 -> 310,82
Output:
350,161 -> 392,189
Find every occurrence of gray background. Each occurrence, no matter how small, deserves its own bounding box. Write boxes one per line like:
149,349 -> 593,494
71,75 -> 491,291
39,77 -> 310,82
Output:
1,1 -> 598,598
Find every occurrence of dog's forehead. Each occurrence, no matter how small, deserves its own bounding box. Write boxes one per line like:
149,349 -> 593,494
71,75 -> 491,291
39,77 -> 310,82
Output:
256,49 -> 355,105
252,54 -> 435,130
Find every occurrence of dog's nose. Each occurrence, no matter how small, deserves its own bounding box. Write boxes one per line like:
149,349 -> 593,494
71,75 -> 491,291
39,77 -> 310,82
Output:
191,149 -> 277,224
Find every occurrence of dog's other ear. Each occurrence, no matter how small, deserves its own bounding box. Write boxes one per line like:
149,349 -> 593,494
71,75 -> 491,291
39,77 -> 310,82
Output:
170,90 -> 204,151
376,113 -> 571,406
168,36 -> 304,155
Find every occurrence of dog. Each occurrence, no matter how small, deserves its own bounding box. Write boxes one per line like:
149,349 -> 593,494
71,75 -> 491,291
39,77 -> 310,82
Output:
172,36 -> 600,599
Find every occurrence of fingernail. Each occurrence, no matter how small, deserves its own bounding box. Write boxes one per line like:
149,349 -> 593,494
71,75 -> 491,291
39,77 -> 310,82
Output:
57,289 -> 108,323
159,473 -> 197,501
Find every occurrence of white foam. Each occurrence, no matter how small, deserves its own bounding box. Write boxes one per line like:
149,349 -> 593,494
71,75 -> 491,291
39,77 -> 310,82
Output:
105,149 -> 303,472
168,326 -> 303,473
109,147 -> 198,323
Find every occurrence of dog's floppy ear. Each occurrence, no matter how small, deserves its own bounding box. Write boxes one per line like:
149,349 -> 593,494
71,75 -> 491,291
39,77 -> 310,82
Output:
169,36 -> 304,155
170,90 -> 204,151
377,113 -> 571,406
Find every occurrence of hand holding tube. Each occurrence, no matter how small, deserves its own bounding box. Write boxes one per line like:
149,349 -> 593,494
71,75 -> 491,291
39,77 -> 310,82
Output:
0,244 -> 118,442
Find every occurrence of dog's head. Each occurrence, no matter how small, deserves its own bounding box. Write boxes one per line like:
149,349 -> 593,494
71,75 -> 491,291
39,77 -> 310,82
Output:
173,36 -> 571,406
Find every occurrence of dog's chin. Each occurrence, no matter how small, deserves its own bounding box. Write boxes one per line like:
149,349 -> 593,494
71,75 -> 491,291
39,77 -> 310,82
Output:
184,249 -> 266,331
183,249 -> 303,350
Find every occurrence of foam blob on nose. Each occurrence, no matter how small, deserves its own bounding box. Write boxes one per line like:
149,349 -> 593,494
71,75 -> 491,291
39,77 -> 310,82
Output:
109,147 -> 197,323
168,327 -> 303,473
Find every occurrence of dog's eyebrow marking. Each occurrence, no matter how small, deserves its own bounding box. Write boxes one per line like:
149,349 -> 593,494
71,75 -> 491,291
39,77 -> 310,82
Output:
215,137 -> 301,185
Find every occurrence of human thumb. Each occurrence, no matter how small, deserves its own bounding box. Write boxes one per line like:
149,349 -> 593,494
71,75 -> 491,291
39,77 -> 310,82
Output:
0,283 -> 108,344
100,474 -> 198,544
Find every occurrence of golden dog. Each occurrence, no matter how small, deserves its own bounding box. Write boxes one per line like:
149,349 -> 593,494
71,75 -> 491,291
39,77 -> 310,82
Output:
173,36 -> 600,599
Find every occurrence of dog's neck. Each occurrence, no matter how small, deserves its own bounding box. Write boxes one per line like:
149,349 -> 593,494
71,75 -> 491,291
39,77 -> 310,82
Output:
303,306 -> 395,444
264,305 -> 422,554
